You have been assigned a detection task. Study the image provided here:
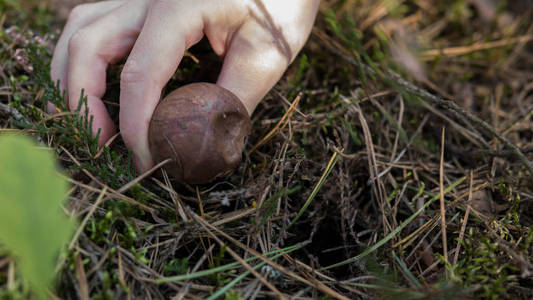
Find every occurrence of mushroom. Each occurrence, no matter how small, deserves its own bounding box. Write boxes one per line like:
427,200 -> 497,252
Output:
148,82 -> 251,184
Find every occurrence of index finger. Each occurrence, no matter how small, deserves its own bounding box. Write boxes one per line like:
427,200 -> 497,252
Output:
119,1 -> 205,172
66,1 -> 149,144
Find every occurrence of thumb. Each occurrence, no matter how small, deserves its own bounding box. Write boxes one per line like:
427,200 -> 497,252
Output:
215,21 -> 292,115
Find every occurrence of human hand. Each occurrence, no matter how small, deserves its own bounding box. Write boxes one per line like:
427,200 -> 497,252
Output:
50,0 -> 320,172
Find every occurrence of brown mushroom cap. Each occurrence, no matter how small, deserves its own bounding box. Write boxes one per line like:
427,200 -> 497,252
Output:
148,83 -> 251,184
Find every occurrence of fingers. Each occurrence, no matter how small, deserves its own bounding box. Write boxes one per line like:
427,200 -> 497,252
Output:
119,0 -> 205,172
50,0 -> 124,113
217,0 -> 320,115
66,0 -> 150,144
52,0 -> 319,174
216,22 -> 289,115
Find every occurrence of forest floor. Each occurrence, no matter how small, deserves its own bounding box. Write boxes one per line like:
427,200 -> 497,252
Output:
1,0 -> 533,299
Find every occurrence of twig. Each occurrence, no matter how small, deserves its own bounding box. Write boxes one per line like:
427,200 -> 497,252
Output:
453,171 -> 473,266
188,209 -> 351,300
117,158 -> 172,193
388,71 -> 533,175
474,147 -> 533,158
247,93 -> 301,155
356,102 -> 392,234
421,34 -> 533,60
191,212 -> 287,299
316,31 -> 533,175
69,186 -> 108,250
439,127 -> 448,273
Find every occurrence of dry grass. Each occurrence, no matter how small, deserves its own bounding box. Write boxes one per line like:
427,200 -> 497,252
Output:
1,0 -> 533,299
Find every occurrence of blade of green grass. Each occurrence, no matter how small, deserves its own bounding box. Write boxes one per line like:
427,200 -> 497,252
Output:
322,176 -> 466,270
393,253 -> 421,287
206,242 -> 304,300
155,243 -> 302,283
287,151 -> 340,229
343,282 -> 427,297
257,186 -> 301,230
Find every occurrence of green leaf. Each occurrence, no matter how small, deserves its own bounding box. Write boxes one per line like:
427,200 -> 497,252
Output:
0,134 -> 75,298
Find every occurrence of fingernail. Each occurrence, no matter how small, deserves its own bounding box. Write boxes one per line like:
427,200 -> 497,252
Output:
132,153 -> 144,173
46,102 -> 58,114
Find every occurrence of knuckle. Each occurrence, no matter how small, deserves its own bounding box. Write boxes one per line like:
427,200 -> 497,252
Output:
68,28 -> 94,53
68,4 -> 91,23
120,59 -> 146,85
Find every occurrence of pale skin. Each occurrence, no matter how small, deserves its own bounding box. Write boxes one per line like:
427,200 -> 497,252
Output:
50,0 -> 320,172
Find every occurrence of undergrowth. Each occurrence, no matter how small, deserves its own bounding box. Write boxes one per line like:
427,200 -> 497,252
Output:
1,0 -> 532,299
